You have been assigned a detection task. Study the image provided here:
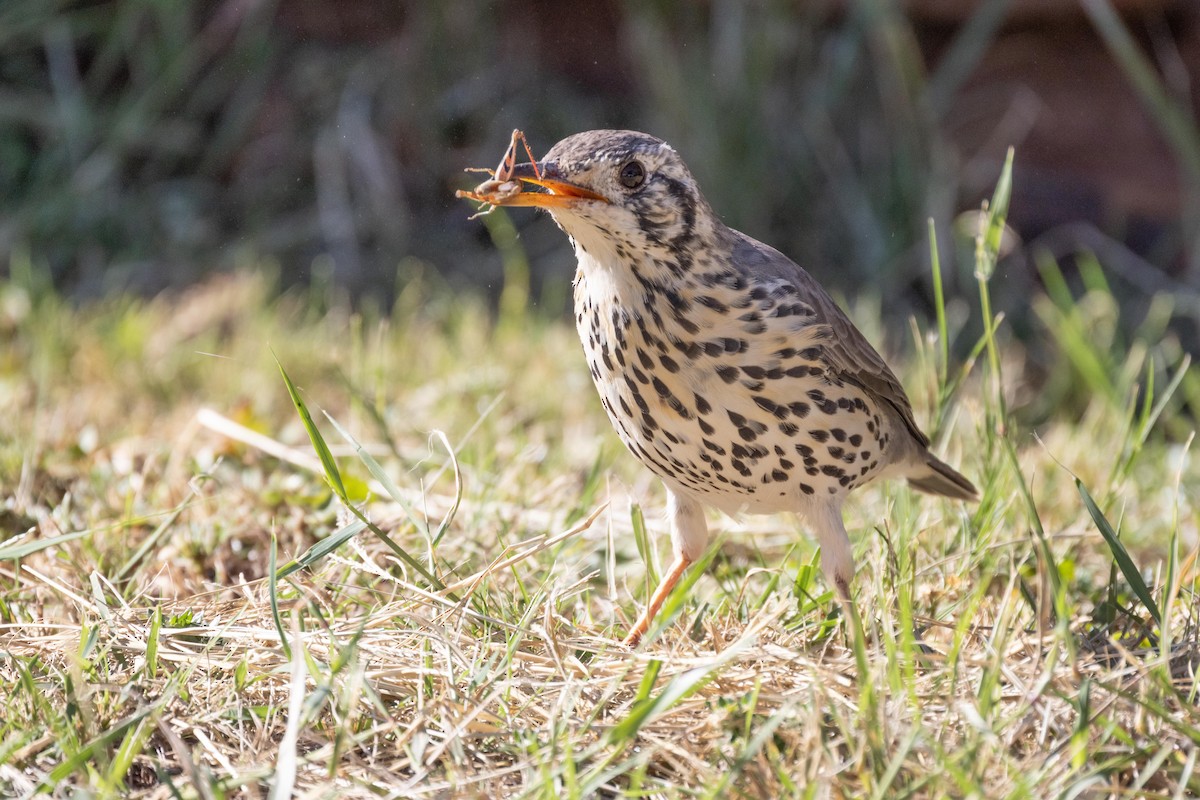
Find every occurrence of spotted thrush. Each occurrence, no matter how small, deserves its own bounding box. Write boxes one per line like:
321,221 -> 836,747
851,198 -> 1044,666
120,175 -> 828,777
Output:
459,130 -> 977,646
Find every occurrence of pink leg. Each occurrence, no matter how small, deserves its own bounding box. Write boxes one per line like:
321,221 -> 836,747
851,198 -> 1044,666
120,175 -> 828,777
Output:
623,554 -> 692,646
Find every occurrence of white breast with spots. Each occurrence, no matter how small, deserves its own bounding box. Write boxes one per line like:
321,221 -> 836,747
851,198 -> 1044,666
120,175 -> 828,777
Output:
573,253 -> 899,515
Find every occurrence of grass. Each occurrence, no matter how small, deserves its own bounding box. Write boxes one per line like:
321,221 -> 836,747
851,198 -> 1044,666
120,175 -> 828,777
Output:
1,176 -> 1198,796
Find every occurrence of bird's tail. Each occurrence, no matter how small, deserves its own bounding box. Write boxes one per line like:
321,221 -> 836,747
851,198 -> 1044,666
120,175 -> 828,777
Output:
907,453 -> 977,501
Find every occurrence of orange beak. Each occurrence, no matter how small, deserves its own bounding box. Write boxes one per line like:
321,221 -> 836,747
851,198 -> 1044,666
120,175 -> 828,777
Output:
482,162 -> 608,208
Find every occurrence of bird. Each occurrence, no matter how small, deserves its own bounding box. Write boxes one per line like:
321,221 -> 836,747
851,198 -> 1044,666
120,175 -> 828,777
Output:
458,129 -> 977,646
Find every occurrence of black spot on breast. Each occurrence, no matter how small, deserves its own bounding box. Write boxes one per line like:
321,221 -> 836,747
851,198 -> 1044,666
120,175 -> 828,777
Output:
849,434 -> 863,447
738,427 -> 758,442
800,484 -> 815,495
786,365 -> 817,378
716,365 -> 739,383
694,394 -> 712,415
699,418 -> 715,435
628,383 -> 650,412
831,428 -> 847,442
696,295 -> 728,312
601,347 -> 615,371
810,430 -> 830,443
789,402 -> 810,418
673,312 -> 700,335
779,422 -> 799,436
666,394 -> 692,419
659,354 -> 680,372
728,410 -> 747,426
771,469 -> 788,482
663,289 -> 688,311
674,338 -> 702,359
753,397 -> 787,419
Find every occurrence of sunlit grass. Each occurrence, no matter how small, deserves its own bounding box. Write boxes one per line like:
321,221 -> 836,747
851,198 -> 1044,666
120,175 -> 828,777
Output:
0,206 -> 1197,796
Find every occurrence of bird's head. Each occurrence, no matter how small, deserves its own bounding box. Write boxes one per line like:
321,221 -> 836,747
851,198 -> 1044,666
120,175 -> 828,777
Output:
488,130 -> 715,269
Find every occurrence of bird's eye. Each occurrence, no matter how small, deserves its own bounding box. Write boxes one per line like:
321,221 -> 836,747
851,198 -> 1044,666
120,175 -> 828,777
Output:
619,160 -> 645,189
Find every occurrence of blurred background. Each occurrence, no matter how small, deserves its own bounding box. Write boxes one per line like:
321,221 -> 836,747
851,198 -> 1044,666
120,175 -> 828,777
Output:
3,1 -> 1200,390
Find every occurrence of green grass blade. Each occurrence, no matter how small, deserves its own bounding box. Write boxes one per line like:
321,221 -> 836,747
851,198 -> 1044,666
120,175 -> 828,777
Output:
1077,478 -> 1161,625
632,659 -> 662,706
607,639 -> 749,745
0,528 -> 92,560
114,492 -> 193,582
275,353 -> 347,501
276,518 -> 368,579
269,532 -> 291,660
927,217 -> 948,387
323,410 -> 430,540
629,503 -> 658,596
146,605 -> 161,681
41,705 -> 157,790
275,358 -> 446,592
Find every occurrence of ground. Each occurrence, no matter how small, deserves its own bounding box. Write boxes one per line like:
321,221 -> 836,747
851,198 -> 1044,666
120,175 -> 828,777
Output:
0,243 -> 1197,797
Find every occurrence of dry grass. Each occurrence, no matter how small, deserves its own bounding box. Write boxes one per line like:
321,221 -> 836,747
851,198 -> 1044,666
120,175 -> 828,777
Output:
1,254 -> 1197,798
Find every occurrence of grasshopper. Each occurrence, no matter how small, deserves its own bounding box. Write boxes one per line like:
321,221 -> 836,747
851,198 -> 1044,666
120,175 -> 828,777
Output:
456,129 -> 541,217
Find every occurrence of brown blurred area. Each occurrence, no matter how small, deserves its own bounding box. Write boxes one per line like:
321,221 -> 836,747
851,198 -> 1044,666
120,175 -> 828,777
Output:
913,0 -> 1200,274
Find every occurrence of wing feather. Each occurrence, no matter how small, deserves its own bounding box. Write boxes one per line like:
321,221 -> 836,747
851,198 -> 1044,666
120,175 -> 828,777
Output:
729,231 -> 930,449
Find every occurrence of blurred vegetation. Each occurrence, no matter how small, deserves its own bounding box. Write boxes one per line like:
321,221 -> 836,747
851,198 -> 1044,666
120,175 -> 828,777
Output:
2,1 -> 1199,410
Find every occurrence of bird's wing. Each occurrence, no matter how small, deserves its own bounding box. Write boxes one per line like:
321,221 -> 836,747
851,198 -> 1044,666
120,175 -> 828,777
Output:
730,232 -> 930,449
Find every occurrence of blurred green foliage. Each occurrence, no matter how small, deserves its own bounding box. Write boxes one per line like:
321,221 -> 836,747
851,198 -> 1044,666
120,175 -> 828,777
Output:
0,0 -> 993,305
2,0 -> 1199,361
